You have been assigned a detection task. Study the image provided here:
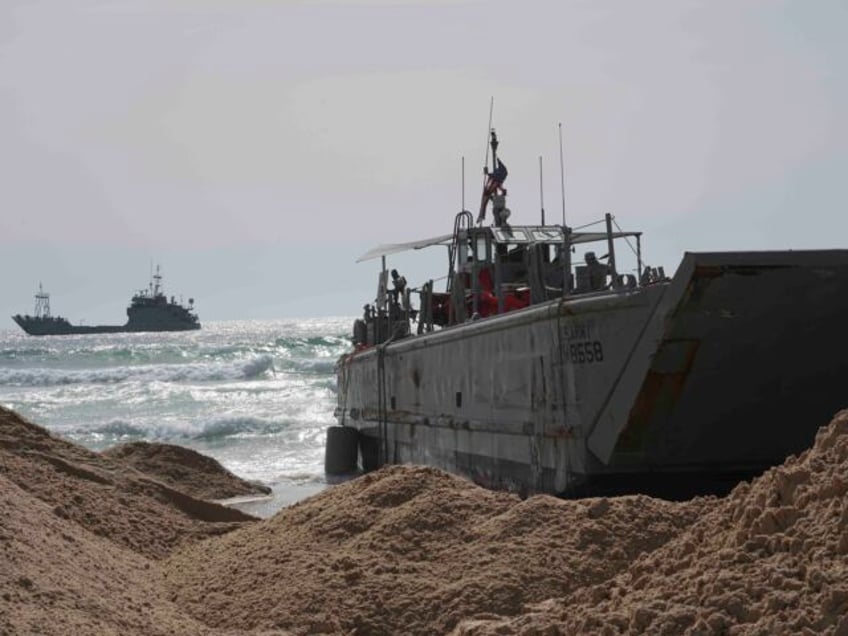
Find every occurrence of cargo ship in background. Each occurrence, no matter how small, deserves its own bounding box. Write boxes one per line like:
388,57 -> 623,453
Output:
328,129 -> 848,500
12,266 -> 200,336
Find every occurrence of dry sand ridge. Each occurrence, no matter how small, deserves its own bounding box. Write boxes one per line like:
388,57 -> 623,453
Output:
2,405 -> 848,635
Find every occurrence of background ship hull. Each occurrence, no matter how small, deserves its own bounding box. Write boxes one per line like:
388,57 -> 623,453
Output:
12,317 -> 200,336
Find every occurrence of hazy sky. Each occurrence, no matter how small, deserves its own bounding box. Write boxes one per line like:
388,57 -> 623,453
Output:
1,0 -> 846,324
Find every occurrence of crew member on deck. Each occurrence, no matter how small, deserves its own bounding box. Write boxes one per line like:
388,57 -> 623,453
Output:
585,252 -> 610,291
388,269 -> 407,317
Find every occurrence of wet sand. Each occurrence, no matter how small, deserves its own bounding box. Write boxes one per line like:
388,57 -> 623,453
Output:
2,404 -> 847,635
221,480 -> 328,518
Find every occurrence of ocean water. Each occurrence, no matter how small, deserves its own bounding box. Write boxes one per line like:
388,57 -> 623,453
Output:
0,318 -> 354,510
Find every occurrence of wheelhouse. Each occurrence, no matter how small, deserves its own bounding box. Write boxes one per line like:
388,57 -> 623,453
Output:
352,211 -> 665,348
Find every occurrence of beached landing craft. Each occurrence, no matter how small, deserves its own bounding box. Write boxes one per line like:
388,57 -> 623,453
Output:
328,130 -> 848,499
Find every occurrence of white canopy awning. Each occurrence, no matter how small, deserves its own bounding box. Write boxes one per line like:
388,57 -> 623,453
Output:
356,234 -> 454,263
355,228 -> 641,262
570,231 -> 642,244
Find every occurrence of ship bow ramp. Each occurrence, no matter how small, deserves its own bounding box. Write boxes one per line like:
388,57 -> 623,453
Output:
592,250 -> 848,493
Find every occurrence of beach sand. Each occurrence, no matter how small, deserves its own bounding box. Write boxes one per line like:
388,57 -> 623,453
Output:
2,404 -> 847,635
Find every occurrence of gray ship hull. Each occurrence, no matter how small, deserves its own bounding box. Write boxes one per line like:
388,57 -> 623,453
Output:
11,316 -> 200,336
336,250 -> 848,498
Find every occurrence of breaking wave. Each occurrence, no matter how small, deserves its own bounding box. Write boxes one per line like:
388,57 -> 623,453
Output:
242,355 -> 276,379
69,416 -> 294,445
0,318 -> 354,482
190,417 -> 291,441
88,420 -> 147,438
0,355 -> 282,388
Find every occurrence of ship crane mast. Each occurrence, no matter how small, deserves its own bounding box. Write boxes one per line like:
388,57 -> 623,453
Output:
34,283 -> 51,318
153,265 -> 162,297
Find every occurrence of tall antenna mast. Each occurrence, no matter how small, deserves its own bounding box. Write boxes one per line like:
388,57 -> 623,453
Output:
558,122 -> 566,227
539,156 -> 545,225
478,97 -> 495,225
483,97 -> 494,180
461,156 -> 466,210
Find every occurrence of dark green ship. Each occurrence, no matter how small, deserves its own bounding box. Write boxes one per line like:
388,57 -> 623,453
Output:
12,266 -> 200,336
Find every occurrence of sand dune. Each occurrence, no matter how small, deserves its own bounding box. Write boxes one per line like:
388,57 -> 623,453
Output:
103,440 -> 271,501
454,411 -> 848,635
2,404 -> 847,635
0,406 -> 261,635
163,467 -> 706,635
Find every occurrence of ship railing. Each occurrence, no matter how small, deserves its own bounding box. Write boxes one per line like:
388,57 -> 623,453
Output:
437,212 -> 659,327
353,212 -> 663,344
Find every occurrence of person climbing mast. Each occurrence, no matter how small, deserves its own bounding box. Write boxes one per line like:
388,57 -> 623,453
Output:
477,129 -> 509,225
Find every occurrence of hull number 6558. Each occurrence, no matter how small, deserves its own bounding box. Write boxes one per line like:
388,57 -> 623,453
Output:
566,341 -> 604,364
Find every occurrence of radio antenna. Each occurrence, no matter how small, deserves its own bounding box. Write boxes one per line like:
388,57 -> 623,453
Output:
461,156 -> 466,210
483,97 -> 494,179
539,156 -> 545,225
558,122 -> 566,227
